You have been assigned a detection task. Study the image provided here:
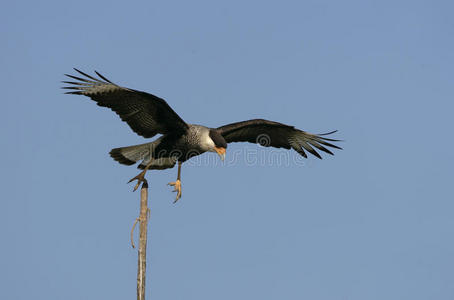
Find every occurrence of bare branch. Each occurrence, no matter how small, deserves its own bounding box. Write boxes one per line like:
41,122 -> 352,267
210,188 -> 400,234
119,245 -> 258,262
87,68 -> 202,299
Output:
137,180 -> 149,300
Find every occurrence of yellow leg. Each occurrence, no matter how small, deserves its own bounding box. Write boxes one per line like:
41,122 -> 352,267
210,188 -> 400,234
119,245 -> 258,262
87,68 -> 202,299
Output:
128,161 -> 153,192
168,162 -> 182,203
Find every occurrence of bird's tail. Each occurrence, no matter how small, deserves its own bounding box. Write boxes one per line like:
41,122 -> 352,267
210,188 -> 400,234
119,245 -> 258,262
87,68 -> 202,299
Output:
110,142 -> 152,166
109,141 -> 177,170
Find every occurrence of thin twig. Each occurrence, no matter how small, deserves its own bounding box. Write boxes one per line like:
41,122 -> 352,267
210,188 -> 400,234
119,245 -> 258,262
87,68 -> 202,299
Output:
130,218 -> 139,249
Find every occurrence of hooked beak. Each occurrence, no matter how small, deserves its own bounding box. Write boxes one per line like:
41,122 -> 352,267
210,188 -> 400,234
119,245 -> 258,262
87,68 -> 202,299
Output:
214,147 -> 226,161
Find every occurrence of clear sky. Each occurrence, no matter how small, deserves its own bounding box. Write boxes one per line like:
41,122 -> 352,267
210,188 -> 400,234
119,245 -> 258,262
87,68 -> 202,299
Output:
2,0 -> 454,299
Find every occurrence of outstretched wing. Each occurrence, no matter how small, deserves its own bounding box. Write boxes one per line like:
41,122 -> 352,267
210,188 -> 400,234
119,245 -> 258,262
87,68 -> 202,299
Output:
217,119 -> 342,159
63,69 -> 189,138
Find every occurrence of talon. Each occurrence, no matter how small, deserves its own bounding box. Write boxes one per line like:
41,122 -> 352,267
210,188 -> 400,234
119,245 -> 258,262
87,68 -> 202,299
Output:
128,170 -> 147,192
168,179 -> 182,203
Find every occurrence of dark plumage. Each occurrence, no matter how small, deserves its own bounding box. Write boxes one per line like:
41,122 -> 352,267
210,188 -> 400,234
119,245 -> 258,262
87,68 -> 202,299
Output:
63,69 -> 188,138
209,129 -> 228,149
63,69 -> 342,202
217,119 -> 341,159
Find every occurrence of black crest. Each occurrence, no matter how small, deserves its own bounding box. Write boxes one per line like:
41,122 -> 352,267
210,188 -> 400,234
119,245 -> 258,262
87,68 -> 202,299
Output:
209,130 -> 227,148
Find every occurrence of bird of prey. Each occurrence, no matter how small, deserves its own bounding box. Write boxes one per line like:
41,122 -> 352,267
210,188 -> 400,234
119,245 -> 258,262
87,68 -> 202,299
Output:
63,69 -> 341,202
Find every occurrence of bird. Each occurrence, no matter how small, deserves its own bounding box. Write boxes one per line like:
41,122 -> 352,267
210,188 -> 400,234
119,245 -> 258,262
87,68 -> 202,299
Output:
63,69 -> 342,203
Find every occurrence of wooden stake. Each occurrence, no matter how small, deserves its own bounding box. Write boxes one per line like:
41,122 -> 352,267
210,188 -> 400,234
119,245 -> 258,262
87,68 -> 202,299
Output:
137,180 -> 149,300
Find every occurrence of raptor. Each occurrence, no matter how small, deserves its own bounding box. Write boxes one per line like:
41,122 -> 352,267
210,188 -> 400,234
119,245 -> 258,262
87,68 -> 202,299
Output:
63,69 -> 341,202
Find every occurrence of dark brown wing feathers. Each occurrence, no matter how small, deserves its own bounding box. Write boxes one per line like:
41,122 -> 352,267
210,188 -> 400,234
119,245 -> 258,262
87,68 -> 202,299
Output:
63,69 -> 188,138
217,119 -> 341,159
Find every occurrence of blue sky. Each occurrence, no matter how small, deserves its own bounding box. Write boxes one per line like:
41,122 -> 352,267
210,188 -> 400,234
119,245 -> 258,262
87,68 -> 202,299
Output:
2,0 -> 454,299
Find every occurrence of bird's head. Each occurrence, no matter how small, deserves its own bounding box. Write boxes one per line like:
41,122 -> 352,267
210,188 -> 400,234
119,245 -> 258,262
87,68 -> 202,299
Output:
209,129 -> 227,161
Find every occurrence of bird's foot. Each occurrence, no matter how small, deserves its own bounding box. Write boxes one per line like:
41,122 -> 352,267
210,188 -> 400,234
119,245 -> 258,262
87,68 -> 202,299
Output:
167,179 -> 182,203
128,170 -> 147,192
